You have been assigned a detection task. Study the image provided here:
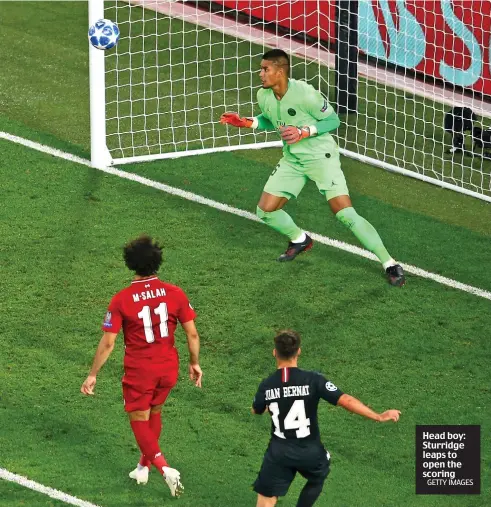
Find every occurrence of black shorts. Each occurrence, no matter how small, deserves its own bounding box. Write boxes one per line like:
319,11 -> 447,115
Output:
253,439 -> 331,498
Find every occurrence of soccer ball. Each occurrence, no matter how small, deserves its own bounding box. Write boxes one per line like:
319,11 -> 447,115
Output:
88,19 -> 120,50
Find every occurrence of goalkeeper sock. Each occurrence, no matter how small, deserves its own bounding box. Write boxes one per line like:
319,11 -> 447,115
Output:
256,207 -> 302,241
139,412 -> 162,468
292,231 -> 307,243
336,207 -> 394,266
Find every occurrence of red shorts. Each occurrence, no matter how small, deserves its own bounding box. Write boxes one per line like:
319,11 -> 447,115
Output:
122,362 -> 179,412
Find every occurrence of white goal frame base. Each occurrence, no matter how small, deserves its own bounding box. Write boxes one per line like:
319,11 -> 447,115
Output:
111,141 -> 282,165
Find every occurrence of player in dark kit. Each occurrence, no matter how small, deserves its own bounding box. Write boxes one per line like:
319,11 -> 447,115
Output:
81,235 -> 203,498
252,330 -> 400,507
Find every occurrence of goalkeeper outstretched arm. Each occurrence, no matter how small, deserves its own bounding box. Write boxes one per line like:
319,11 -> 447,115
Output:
220,110 -> 339,139
220,112 -> 275,130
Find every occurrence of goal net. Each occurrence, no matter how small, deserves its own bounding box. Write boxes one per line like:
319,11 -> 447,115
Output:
89,0 -> 491,202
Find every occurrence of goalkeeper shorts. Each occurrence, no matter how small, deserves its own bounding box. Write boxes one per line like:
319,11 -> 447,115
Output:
263,151 -> 349,201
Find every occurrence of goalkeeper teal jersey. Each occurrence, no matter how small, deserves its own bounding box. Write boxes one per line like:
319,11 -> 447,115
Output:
256,79 -> 338,162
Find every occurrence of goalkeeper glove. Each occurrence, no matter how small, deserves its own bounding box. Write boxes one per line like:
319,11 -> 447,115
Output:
280,126 -> 311,144
220,112 -> 254,128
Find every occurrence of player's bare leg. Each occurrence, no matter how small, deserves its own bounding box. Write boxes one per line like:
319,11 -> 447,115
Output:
257,192 -> 313,262
328,194 -> 405,286
256,493 -> 278,507
128,409 -> 183,497
257,192 -> 288,212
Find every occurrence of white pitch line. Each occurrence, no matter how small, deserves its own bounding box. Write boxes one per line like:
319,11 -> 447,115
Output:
0,468 -> 102,507
1,130 -> 491,301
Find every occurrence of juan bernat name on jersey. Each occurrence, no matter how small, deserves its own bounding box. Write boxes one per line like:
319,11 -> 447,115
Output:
132,288 -> 166,303
265,385 -> 310,401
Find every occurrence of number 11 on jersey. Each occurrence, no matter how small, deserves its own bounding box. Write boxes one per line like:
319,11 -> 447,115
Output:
137,303 -> 169,343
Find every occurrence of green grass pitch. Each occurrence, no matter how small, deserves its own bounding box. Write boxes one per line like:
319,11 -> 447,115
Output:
0,2 -> 490,506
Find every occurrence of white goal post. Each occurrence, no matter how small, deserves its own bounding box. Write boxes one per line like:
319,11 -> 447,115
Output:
89,0 -> 491,203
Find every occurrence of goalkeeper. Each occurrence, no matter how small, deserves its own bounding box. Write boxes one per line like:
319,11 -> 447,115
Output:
220,49 -> 405,286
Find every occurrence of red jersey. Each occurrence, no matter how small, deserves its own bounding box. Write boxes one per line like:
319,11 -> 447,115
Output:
101,276 -> 196,370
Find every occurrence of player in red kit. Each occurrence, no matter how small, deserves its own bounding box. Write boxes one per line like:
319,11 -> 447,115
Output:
81,235 -> 202,498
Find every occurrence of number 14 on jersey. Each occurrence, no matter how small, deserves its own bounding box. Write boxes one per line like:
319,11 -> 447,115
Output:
269,399 -> 311,438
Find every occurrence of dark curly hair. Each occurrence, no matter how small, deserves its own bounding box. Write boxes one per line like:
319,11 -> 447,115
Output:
274,329 -> 301,360
123,235 -> 162,276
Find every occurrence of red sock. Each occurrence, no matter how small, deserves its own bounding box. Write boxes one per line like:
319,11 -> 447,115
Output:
139,412 -> 162,468
130,420 -> 168,474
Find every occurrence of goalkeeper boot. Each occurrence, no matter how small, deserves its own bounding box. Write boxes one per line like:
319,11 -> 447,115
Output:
129,464 -> 149,485
163,466 -> 184,497
386,264 -> 406,287
277,235 -> 313,262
